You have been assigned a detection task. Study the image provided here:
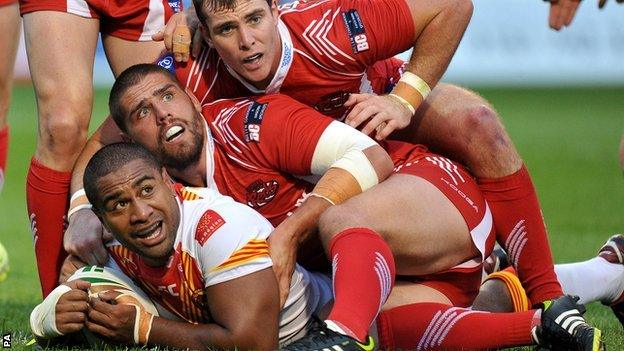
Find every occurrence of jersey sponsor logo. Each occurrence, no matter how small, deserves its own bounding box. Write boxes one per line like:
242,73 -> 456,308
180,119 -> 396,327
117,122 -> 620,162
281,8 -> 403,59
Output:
246,180 -> 279,208
342,9 -> 369,54
157,55 -> 175,73
195,210 -> 226,246
168,0 -> 182,13
244,102 -> 268,142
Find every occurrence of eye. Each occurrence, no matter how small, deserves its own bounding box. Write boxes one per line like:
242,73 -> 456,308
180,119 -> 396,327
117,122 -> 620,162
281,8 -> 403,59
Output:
163,92 -> 173,102
249,15 -> 261,25
113,200 -> 128,211
219,24 -> 235,35
138,107 -> 150,119
141,185 -> 154,196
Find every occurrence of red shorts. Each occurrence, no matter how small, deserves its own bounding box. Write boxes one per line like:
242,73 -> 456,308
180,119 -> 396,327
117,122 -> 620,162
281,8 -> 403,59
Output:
385,140 -> 497,306
19,0 -> 182,41
0,0 -> 17,6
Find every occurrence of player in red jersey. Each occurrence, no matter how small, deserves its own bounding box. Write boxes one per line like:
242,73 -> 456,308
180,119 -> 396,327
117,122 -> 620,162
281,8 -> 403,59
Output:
19,0 -> 192,297
181,0 -> 564,308
0,0 -> 19,195
33,75 -> 596,350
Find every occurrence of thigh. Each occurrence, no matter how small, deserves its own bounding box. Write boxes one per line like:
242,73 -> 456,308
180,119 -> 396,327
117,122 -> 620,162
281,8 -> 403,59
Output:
99,0 -> 181,42
383,280 -> 452,310
102,35 -> 166,76
0,3 -> 20,114
23,11 -> 99,108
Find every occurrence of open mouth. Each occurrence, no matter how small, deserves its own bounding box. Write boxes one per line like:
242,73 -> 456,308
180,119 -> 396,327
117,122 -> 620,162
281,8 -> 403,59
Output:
243,53 -> 263,65
165,125 -> 185,142
135,221 -> 163,243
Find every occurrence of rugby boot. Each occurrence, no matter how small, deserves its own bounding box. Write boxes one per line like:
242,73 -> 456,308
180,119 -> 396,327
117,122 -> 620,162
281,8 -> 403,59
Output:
598,233 -> 624,328
532,295 -> 604,351
281,319 -> 375,351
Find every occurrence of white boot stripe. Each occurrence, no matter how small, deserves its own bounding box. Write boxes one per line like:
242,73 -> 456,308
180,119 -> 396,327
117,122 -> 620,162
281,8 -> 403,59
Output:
555,309 -> 580,324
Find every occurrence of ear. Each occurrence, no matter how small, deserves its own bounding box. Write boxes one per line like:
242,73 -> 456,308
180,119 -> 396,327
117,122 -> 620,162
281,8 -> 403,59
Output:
270,0 -> 279,19
185,87 -> 203,112
200,25 -> 213,47
161,167 -> 173,184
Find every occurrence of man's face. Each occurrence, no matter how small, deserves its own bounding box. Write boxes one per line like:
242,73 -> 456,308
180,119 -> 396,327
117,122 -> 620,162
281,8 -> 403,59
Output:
204,0 -> 281,89
120,72 -> 204,171
95,160 -> 180,267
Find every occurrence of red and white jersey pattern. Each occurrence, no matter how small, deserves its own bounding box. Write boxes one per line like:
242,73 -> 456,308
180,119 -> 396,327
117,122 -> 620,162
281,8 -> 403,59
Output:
19,0 -> 182,41
201,94 -> 333,227
173,0 -> 411,118
107,186 -> 273,324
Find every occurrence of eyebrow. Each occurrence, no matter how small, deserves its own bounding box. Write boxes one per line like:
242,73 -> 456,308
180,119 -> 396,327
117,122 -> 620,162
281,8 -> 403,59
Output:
128,83 -> 177,118
213,9 -> 265,29
101,174 -> 156,206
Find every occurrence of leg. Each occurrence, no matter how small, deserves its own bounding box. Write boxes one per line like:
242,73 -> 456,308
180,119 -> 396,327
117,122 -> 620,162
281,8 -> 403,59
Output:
101,34 -> 165,76
395,83 -> 563,304
0,2 -> 20,193
23,11 -> 100,296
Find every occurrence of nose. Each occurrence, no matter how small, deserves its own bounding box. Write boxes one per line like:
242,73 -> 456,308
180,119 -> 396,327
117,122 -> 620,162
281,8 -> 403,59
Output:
130,199 -> 153,224
155,103 -> 173,125
239,26 -> 255,50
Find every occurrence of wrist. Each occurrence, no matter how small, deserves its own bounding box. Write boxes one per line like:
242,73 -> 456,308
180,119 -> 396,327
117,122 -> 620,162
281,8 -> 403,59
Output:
68,188 -> 92,220
389,71 -> 432,113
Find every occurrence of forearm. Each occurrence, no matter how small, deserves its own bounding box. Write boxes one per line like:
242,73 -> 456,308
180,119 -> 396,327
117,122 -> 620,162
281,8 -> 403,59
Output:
148,318 -> 240,350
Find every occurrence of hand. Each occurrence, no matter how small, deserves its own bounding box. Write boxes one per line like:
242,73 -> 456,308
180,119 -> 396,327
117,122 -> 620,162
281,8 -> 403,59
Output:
344,93 -> 413,141
152,10 -> 203,61
267,225 -> 298,309
64,209 -> 112,266
59,255 -> 87,284
86,290 -> 138,345
55,280 -> 91,335
548,0 -> 582,30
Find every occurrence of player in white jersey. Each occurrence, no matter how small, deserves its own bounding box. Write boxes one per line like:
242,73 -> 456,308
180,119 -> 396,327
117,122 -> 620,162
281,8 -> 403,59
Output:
31,142 -> 334,349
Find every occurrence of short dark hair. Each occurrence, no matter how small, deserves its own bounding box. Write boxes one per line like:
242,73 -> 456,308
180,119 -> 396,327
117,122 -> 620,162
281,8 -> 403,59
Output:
84,142 -> 162,211
192,0 -> 273,27
109,64 -> 179,132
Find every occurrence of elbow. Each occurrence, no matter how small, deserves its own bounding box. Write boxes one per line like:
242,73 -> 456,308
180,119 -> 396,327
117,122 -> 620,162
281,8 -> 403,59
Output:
447,0 -> 473,24
365,145 -> 394,183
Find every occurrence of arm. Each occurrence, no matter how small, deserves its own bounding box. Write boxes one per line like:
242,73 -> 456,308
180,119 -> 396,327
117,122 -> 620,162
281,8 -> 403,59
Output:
269,121 -> 394,306
86,268 -> 280,350
345,0 -> 474,139
64,117 -> 125,265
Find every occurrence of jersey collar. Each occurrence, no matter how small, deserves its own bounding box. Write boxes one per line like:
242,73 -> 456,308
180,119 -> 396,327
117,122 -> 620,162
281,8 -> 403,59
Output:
226,19 -> 293,94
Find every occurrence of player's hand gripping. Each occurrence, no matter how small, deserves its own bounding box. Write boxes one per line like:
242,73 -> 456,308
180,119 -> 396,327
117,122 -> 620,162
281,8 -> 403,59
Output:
86,291 -> 144,345
55,280 -> 91,335
267,225 -> 298,309
344,93 -> 413,141
152,9 -> 202,62
64,209 -> 112,266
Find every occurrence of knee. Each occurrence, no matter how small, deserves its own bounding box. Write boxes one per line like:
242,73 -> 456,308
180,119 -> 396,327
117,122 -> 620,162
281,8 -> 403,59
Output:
318,205 -> 357,245
460,104 -> 511,156
36,90 -> 91,153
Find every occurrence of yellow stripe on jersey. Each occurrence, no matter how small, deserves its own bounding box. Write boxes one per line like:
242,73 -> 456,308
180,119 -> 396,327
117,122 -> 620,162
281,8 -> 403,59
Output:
181,187 -> 203,201
212,239 -> 270,272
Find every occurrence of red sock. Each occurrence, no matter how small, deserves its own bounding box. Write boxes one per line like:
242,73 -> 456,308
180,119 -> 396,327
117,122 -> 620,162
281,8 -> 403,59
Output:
377,303 -> 539,350
478,165 -> 562,305
0,125 -> 8,193
325,228 -> 395,342
26,157 -> 71,297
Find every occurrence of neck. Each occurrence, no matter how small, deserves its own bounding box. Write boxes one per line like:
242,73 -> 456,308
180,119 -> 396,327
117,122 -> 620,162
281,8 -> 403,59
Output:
168,135 -> 209,187
251,28 -> 283,90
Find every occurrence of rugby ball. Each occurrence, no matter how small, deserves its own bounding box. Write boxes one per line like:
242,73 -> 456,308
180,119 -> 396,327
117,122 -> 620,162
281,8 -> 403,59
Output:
67,265 -> 159,346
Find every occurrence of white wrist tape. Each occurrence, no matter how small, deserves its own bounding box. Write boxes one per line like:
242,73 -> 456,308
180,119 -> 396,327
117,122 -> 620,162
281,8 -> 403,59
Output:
67,204 -> 93,220
311,122 -> 379,191
399,72 -> 431,100
116,293 -> 155,345
30,284 -> 72,338
70,188 -> 87,204
387,93 -> 416,115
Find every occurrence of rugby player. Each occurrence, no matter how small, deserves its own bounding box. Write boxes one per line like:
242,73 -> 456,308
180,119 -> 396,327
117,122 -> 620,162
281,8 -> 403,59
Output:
20,0 -> 191,296
32,142 -> 602,350
0,0 -> 19,194
72,0 -> 564,308
546,0 -> 624,31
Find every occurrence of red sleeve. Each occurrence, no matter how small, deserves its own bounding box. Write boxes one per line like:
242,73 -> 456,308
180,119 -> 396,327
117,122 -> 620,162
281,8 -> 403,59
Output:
206,94 -> 333,175
367,57 -> 407,95
281,0 -> 414,69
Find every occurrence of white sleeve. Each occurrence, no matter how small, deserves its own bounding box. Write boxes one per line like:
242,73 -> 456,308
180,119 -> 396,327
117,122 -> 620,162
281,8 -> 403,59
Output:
191,200 -> 275,287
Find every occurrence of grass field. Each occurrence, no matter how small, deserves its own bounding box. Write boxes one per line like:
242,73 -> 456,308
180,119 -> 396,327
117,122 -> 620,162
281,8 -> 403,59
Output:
0,85 -> 622,350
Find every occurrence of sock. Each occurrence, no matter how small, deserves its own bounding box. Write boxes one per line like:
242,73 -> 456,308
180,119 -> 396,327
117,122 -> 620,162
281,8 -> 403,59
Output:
377,303 -> 538,350
26,157 -> 71,297
325,228 -> 395,342
478,164 -> 563,304
0,125 -> 8,194
555,257 -> 624,305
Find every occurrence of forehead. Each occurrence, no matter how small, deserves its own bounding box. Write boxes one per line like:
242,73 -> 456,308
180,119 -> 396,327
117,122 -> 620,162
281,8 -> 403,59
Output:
121,73 -> 177,107
207,0 -> 270,21
96,160 -> 160,196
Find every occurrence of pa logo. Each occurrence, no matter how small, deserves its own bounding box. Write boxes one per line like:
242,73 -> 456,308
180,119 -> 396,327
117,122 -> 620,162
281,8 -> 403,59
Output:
2,333 -> 10,348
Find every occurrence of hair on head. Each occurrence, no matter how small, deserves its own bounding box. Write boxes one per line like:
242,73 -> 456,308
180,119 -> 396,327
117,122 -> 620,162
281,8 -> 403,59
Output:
192,0 -> 273,26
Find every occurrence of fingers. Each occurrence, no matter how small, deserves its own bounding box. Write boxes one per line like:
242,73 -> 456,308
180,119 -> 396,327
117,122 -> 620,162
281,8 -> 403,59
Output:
151,30 -> 164,42
549,2 -> 565,30
561,0 -> 580,27
344,94 -> 374,128
172,25 -> 192,62
66,279 -> 92,292
549,0 -> 580,30
98,290 -> 123,303
375,120 -> 398,141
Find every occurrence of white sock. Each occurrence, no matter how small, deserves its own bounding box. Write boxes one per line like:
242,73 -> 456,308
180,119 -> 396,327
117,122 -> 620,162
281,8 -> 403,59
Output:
555,257 -> 624,305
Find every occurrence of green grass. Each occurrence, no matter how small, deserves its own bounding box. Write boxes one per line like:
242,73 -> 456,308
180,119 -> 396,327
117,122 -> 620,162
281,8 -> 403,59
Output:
0,86 -> 623,349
